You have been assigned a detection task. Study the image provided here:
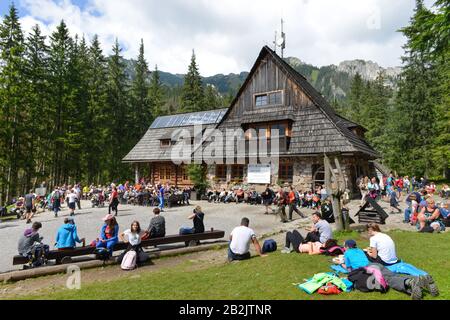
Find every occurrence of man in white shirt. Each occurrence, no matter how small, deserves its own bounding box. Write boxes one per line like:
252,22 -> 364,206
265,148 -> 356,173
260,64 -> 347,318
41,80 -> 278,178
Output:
228,218 -> 266,262
366,223 -> 398,265
66,189 -> 78,217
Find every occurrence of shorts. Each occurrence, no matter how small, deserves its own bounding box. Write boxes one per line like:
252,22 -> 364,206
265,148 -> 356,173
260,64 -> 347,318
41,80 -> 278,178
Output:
26,206 -> 33,213
68,202 -> 76,210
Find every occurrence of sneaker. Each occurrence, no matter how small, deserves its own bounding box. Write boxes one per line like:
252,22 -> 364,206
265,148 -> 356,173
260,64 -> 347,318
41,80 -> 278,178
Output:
281,247 -> 292,254
410,278 -> 423,300
419,275 -> 440,297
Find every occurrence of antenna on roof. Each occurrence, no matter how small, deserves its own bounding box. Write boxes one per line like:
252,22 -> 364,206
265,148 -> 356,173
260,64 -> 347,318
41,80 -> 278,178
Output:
273,18 -> 286,58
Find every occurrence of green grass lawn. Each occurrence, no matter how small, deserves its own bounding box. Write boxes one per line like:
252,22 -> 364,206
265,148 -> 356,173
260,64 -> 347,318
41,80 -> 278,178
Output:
12,230 -> 450,300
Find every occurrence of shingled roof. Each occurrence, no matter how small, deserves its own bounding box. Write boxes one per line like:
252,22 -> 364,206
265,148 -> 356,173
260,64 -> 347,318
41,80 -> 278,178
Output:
124,46 -> 379,163
214,46 -> 379,158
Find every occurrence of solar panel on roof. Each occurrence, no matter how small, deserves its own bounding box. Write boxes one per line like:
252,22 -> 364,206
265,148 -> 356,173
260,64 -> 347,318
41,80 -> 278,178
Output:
150,109 -> 228,129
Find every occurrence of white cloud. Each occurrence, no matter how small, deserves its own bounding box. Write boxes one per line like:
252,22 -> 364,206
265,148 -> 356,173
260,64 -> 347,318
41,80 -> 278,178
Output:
16,0 -> 422,76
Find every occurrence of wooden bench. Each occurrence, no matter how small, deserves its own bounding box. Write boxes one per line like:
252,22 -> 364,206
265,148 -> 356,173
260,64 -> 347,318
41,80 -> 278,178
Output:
13,229 -> 225,266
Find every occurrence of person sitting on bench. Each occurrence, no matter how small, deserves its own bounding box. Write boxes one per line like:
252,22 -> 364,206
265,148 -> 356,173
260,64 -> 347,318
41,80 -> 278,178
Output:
117,221 -> 149,265
55,217 -> 86,250
179,206 -> 205,235
95,214 -> 119,256
228,217 -> 266,262
143,208 -> 166,240
18,222 -> 43,257
281,212 -> 332,254
365,223 -> 398,266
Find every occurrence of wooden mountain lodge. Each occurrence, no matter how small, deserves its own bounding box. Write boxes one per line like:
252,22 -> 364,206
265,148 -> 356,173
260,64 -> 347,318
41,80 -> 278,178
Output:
123,46 -> 380,192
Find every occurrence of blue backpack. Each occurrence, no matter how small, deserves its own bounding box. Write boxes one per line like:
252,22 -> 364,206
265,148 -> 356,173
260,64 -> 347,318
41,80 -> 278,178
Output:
262,239 -> 277,254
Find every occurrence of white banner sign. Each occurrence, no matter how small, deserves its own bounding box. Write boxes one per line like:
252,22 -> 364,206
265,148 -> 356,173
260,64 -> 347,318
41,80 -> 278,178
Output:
247,164 -> 271,184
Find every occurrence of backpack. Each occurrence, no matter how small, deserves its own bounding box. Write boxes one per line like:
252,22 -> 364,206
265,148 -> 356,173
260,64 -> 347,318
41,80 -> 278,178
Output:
121,250 -> 137,270
262,239 -> 277,254
29,243 -> 50,268
94,247 -> 111,261
319,239 -> 346,256
52,191 -> 60,201
317,282 -> 341,295
348,267 -> 388,293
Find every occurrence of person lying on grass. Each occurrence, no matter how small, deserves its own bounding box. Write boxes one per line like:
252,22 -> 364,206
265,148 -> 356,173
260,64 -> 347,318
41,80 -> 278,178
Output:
228,217 -> 267,262
281,212 -> 332,254
344,239 -> 439,300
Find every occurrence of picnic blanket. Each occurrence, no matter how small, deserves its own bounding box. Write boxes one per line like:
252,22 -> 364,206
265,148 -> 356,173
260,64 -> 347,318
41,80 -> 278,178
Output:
330,261 -> 428,276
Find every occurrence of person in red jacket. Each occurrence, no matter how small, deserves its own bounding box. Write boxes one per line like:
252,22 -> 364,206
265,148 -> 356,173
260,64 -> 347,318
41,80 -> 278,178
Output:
288,186 -> 306,220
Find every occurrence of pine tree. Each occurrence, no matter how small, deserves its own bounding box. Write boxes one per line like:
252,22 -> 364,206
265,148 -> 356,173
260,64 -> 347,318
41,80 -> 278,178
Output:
203,84 -> 222,110
386,0 -> 439,176
346,72 -> 364,123
181,50 -> 204,112
131,39 -> 151,141
106,39 -> 131,180
0,4 -> 26,201
86,35 -> 109,184
48,20 -> 73,186
23,24 -> 50,189
148,64 -> 165,117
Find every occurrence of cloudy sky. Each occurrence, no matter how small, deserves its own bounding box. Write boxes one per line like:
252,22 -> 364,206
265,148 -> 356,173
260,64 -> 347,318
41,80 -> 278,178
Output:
0,0 -> 436,76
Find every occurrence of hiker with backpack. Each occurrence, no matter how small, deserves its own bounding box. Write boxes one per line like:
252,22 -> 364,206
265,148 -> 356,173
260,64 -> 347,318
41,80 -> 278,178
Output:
228,217 -> 267,262
389,185 -> 402,214
18,222 -> 50,269
261,184 -> 275,214
24,189 -> 36,224
95,214 -> 119,256
275,188 -> 288,223
51,186 -> 62,218
288,186 -> 306,221
117,221 -> 149,267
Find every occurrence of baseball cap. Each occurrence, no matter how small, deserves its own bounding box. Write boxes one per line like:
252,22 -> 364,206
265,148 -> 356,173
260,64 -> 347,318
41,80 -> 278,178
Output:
345,240 -> 357,248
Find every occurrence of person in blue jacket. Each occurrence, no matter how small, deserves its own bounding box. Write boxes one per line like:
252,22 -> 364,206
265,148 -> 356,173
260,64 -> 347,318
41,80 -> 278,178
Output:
341,239 -> 369,271
96,214 -> 119,255
55,217 -> 85,249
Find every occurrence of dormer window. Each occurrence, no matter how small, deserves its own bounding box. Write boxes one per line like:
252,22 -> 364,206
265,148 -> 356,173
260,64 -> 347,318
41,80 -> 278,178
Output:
254,90 -> 283,108
160,139 -> 173,147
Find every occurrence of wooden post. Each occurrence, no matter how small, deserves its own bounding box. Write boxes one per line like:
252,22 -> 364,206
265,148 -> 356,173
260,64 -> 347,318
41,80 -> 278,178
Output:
135,164 -> 140,185
324,154 -> 348,231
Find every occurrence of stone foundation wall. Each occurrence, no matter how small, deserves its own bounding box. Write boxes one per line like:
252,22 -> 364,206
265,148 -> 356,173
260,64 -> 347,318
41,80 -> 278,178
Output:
206,156 -> 373,193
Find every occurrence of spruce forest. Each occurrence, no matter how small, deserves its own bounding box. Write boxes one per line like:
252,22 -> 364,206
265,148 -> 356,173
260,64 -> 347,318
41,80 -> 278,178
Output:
0,1 -> 448,203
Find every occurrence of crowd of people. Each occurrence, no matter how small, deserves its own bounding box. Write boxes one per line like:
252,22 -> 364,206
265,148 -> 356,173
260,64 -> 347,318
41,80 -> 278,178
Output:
358,173 -> 449,233
17,205 -> 205,268
2,181 -> 192,224
206,184 -> 335,223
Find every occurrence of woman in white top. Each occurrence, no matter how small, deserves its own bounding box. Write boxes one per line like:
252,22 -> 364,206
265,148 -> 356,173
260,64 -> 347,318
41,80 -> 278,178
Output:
366,223 -> 398,265
117,221 -> 149,264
